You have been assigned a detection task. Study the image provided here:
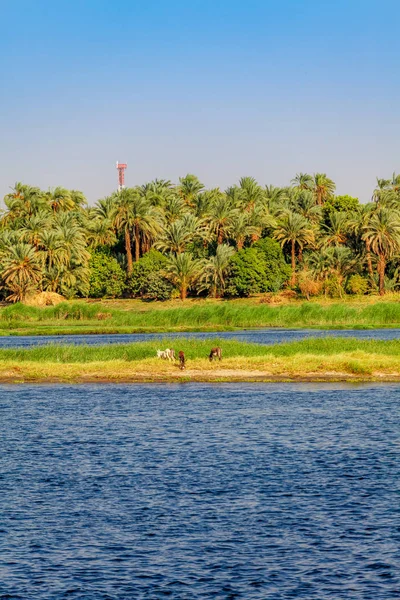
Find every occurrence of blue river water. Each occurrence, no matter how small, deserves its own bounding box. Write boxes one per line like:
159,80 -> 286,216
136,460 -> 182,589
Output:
1,383 -> 399,599
1,327 -> 400,348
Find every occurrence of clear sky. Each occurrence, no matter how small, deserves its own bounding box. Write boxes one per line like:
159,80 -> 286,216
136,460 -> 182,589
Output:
1,0 -> 399,204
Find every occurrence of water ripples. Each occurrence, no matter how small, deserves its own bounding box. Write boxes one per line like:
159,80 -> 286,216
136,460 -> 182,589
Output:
1,383 -> 399,598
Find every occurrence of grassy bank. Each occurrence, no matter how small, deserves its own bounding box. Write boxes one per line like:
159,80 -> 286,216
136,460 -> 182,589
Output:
1,298 -> 400,336
2,337 -> 400,382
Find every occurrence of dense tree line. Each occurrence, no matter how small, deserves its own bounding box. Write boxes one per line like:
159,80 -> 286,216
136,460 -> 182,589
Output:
1,173 -> 400,302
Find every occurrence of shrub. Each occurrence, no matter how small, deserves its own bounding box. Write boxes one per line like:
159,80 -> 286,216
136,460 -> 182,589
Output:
324,275 -> 343,298
298,270 -> 322,300
88,252 -> 126,298
253,238 -> 292,291
225,238 -> 291,297
346,274 -> 369,295
127,250 -> 173,301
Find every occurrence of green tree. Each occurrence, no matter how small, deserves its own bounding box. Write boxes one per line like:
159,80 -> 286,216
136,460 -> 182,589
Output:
128,250 -> 172,300
362,208 -> 400,295
273,211 -> 314,285
313,173 -> 336,205
164,252 -> 204,300
291,173 -> 313,190
199,244 -> 235,297
1,243 -> 42,302
88,251 -> 126,298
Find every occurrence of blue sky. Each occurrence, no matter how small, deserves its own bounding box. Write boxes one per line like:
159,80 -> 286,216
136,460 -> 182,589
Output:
1,0 -> 399,203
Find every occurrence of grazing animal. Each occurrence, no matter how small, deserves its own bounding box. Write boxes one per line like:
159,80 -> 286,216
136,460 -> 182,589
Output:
156,348 -> 175,361
178,350 -> 185,370
209,346 -> 222,362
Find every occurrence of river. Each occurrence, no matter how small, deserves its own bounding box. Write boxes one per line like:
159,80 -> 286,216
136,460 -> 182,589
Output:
1,383 -> 399,598
1,327 -> 400,348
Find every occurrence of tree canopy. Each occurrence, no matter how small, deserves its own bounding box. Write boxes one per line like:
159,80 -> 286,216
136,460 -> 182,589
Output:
1,171 -> 400,301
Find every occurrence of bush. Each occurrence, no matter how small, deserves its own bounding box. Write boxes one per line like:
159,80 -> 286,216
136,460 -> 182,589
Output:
88,252 -> 126,298
298,270 -> 322,300
323,195 -> 359,220
324,275 -> 343,298
346,274 -> 369,295
225,238 -> 291,297
127,250 -> 173,301
253,238 -> 292,291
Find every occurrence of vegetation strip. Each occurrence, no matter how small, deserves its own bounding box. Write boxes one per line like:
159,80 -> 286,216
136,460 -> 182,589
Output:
2,174 -> 400,306
2,300 -> 400,336
1,338 -> 400,382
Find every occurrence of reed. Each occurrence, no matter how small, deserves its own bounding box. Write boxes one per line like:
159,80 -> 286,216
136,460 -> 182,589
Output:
1,300 -> 400,334
2,337 -> 400,363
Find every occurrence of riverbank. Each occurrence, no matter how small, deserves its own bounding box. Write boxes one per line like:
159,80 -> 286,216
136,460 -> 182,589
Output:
2,338 -> 400,383
1,297 -> 400,336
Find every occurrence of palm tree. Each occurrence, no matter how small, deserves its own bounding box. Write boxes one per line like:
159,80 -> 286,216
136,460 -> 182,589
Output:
199,244 -> 234,297
163,195 -> 187,223
238,177 -> 264,211
313,173 -> 336,205
273,211 -> 314,285
130,195 -> 162,262
291,173 -> 313,190
178,174 -> 204,206
308,246 -> 355,297
292,190 -> 322,224
140,179 -> 174,207
391,173 -> 400,194
322,212 -> 348,247
206,195 -> 234,245
4,183 -> 46,222
1,243 -> 42,301
362,208 -> 400,295
94,195 -> 117,221
19,211 -> 52,249
86,217 -> 117,249
156,220 -> 193,255
45,187 -> 74,213
39,230 -> 63,271
373,178 -> 391,204
164,252 -> 204,300
229,211 -> 259,250
112,189 -> 136,273
348,204 -> 376,284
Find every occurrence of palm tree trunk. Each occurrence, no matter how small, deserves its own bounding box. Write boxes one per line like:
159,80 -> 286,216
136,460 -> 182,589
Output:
125,228 -> 133,275
378,254 -> 385,296
365,240 -> 375,286
181,283 -> 187,301
237,239 -> 244,250
135,223 -> 140,262
217,227 -> 223,245
290,239 -> 296,285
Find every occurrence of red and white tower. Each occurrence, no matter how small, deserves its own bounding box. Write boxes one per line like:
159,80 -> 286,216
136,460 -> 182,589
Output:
116,161 -> 127,191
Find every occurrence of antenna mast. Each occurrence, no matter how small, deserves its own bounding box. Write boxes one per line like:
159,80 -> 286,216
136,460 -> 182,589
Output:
116,161 -> 127,191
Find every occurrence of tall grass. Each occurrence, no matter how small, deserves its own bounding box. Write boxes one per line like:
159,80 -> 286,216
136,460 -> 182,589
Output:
1,337 -> 400,363
1,300 -> 400,332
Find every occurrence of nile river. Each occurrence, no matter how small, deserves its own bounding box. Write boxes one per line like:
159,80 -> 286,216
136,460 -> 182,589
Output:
1,383 -> 399,598
1,327 -> 400,348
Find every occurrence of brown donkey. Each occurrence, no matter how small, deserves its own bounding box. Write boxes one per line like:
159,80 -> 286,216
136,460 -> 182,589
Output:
178,350 -> 185,370
209,347 -> 222,362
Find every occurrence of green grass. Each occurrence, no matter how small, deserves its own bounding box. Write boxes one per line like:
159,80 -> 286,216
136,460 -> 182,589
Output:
2,337 -> 400,363
1,300 -> 400,335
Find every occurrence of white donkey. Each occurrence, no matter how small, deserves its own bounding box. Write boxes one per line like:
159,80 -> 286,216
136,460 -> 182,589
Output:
156,348 -> 175,361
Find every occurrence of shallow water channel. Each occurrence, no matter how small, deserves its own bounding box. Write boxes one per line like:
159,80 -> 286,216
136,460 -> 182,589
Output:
1,383 -> 399,598
1,327 -> 400,348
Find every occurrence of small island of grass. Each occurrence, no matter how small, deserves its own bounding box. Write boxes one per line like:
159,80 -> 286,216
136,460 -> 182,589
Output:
2,337 -> 400,383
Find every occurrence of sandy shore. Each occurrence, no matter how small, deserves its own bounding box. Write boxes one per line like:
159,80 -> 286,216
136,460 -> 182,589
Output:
0,362 -> 399,383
